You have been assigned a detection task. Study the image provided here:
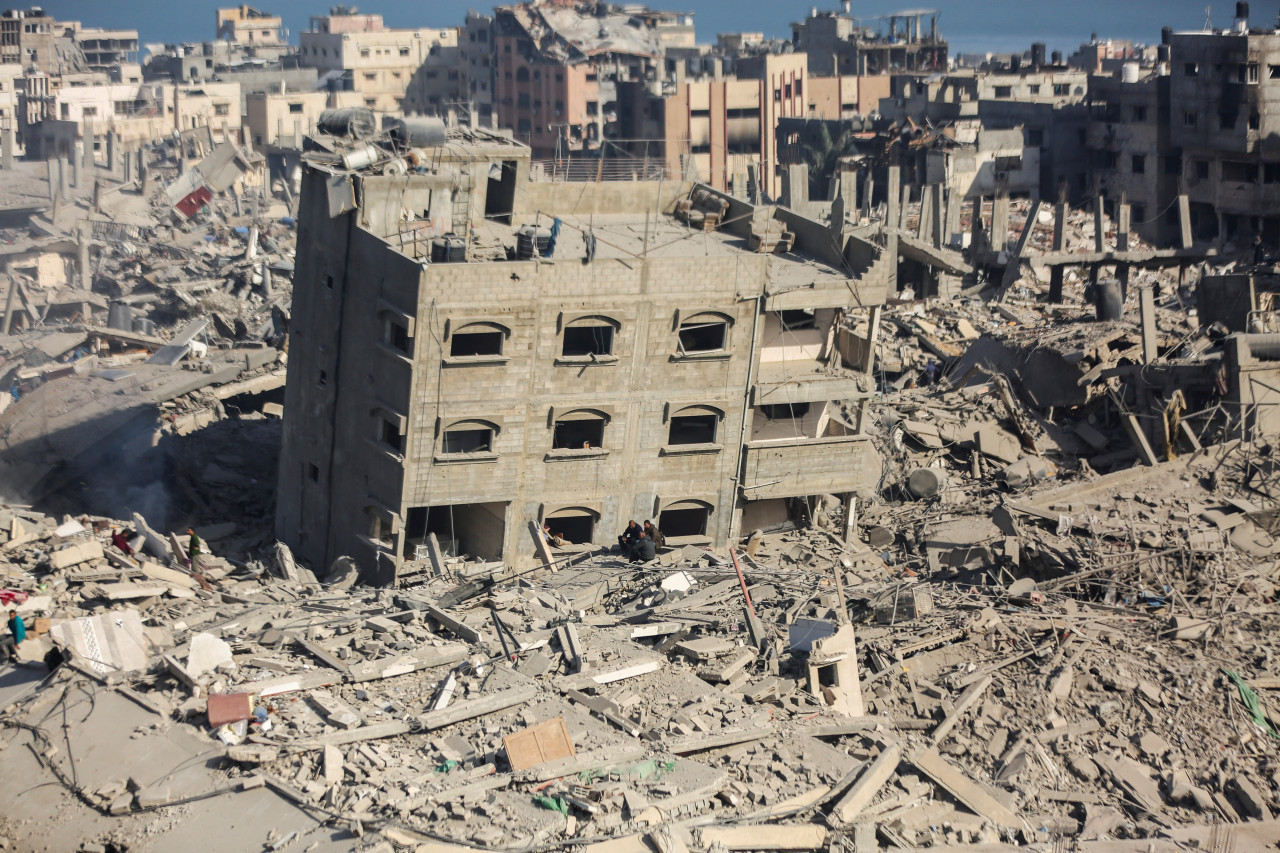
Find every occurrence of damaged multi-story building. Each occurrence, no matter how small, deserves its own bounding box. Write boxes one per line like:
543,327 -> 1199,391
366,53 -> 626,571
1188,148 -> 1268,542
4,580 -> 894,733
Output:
275,122 -> 890,581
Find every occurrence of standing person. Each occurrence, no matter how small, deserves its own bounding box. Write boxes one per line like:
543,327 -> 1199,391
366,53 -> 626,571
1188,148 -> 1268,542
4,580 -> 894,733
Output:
617,520 -> 641,556
110,529 -> 133,556
187,527 -> 203,571
923,360 -> 939,386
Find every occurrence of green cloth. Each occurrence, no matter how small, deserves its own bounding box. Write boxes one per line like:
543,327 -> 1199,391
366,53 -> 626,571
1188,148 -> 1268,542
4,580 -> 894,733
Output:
1222,669 -> 1280,740
7,615 -> 23,644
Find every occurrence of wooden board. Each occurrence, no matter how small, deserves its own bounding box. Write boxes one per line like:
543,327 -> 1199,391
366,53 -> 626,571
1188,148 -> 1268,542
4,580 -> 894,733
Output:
503,716 -> 575,771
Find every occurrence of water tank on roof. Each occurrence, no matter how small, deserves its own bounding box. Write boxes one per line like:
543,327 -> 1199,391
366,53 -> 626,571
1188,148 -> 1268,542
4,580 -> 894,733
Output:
341,142 -> 382,171
390,116 -> 447,148
1161,26 -> 1173,45
516,225 -> 552,259
317,107 -> 376,138
107,300 -> 132,332
431,233 -> 467,263
1121,62 -> 1140,83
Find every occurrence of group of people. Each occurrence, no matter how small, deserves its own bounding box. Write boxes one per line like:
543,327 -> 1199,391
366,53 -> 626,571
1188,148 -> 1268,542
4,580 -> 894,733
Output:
617,519 -> 664,563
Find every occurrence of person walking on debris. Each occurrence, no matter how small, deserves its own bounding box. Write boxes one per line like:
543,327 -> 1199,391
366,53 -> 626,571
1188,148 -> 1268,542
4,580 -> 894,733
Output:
187,527 -> 203,571
642,520 -> 664,549
110,528 -> 133,556
923,360 -> 939,386
630,530 -> 656,563
617,520 -> 641,555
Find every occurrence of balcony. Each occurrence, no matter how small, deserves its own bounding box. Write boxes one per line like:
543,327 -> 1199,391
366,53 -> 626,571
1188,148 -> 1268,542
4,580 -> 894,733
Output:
740,434 -> 880,500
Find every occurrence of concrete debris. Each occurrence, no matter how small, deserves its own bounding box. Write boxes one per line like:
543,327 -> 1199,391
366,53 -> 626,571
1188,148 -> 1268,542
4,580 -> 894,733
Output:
7,49 -> 1280,853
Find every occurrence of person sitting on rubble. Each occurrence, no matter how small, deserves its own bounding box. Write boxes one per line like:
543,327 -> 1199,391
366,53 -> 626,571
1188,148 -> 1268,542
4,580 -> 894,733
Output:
110,528 -> 133,557
542,523 -> 570,548
617,520 -> 641,555
0,609 -> 25,663
642,520 -> 665,550
630,530 -> 657,563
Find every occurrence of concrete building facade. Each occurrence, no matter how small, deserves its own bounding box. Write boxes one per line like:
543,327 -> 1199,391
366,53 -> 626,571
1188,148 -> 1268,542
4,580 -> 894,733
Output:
300,11 -> 458,115
1167,24 -> 1280,242
216,6 -> 283,45
276,129 -> 887,581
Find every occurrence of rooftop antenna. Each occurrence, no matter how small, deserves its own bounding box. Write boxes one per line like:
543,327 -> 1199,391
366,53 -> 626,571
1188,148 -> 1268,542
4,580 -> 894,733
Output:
1205,5 -> 1212,29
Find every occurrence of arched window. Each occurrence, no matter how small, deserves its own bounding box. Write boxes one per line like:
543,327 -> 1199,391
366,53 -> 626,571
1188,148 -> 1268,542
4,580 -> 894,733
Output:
552,408 -> 610,450
543,505 -> 599,544
561,314 -> 620,358
676,311 -> 732,355
440,418 -> 500,455
449,320 -> 510,358
659,499 -> 713,538
667,404 -> 723,445
515,66 -> 530,82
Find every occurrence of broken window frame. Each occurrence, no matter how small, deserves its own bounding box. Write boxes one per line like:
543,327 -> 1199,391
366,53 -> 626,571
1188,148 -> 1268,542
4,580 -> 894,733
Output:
542,505 -> 601,545
673,311 -> 732,359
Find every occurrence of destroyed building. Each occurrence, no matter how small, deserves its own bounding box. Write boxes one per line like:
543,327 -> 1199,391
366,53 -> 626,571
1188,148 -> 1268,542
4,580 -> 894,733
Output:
275,123 -> 889,582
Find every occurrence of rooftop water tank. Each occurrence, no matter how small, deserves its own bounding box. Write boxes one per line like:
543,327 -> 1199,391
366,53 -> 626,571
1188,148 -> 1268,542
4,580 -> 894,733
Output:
431,234 -> 466,263
516,225 -> 552,259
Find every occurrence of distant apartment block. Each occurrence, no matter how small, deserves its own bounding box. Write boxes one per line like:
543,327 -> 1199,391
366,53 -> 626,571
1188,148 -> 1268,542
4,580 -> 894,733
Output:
216,6 -> 283,45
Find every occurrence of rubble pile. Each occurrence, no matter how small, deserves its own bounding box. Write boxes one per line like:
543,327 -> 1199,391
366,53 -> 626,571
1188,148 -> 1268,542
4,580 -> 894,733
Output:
1,421 -> 1279,852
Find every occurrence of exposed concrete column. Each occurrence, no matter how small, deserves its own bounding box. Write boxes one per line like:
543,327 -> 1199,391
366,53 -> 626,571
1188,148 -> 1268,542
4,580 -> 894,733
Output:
861,305 -> 883,375
59,155 -> 70,198
944,189 -> 960,247
123,147 -> 133,184
1140,285 -> 1158,363
77,221 -> 92,290
72,143 -> 82,188
83,119 -> 95,170
862,174 -> 874,219
1,263 -> 15,335
0,124 -> 13,170
106,131 -> 118,176
1093,195 -> 1105,252
1049,200 -> 1067,302
898,182 -> 910,230
885,167 -> 900,293
46,159 -> 57,203
1178,194 -> 1192,249
917,184 -> 934,243
931,185 -> 945,248
991,194 -> 1009,253
262,266 -> 272,298
139,149 -> 149,191
839,170 -> 858,215
1117,200 -> 1130,252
